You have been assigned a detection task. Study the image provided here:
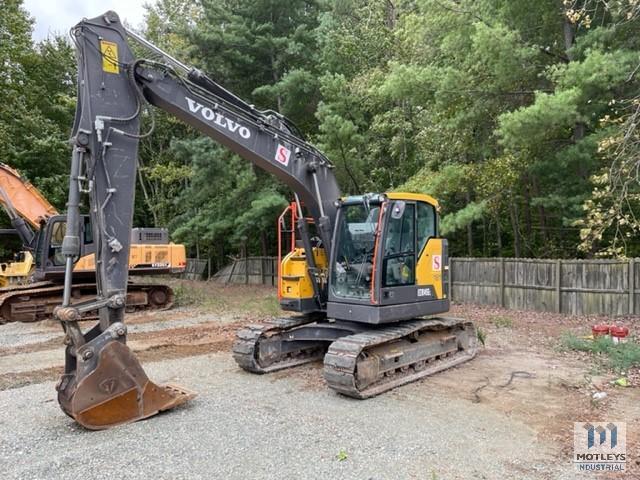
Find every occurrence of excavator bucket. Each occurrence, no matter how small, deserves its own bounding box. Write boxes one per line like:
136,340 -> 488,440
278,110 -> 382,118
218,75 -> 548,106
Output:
57,339 -> 195,430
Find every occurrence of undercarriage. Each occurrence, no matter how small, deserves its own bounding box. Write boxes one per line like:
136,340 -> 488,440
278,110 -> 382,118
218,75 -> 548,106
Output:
233,316 -> 477,398
0,281 -> 174,323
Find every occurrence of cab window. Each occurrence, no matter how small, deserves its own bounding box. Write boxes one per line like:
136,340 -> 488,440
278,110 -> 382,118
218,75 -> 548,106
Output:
83,216 -> 93,244
416,201 -> 436,253
382,201 -> 415,287
48,221 -> 66,266
331,203 -> 380,299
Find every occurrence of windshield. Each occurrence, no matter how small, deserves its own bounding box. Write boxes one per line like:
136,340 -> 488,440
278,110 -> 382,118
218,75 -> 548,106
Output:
331,203 -> 380,300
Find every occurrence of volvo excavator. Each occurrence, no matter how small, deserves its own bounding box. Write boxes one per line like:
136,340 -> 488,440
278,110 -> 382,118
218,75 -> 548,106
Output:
51,11 -> 477,429
0,162 -> 186,322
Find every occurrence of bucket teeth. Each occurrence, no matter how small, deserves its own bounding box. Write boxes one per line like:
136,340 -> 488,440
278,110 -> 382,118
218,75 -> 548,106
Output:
58,340 -> 195,430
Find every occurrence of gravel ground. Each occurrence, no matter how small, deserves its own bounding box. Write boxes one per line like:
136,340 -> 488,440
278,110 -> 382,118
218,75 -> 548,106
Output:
0,321 -> 59,349
0,352 -> 580,480
125,310 -> 238,334
1,284 -> 633,480
0,308 -> 239,351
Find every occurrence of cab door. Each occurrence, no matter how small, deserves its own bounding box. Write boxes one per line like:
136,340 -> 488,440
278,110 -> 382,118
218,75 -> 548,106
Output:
377,199 -> 444,305
377,200 -> 416,305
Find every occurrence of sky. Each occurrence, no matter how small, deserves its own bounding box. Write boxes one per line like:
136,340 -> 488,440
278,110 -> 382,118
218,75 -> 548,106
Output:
23,0 -> 148,41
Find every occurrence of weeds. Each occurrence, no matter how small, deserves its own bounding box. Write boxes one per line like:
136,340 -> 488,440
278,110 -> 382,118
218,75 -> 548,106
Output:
491,316 -> 513,328
560,333 -> 640,373
172,284 -> 206,307
246,296 -> 281,317
477,327 -> 486,347
170,279 -> 283,317
336,449 -> 348,462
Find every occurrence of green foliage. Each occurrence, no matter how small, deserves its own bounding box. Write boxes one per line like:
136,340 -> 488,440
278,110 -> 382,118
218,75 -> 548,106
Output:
498,89 -> 583,151
560,333 -> 640,373
0,2 -> 75,211
193,0 -> 322,132
6,0 -> 640,264
440,201 -> 488,235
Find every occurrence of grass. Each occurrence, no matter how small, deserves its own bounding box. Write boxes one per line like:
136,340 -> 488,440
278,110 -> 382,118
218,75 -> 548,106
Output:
490,315 -> 513,328
169,279 -> 282,317
172,283 -> 207,307
336,449 -> 348,462
560,333 -> 640,373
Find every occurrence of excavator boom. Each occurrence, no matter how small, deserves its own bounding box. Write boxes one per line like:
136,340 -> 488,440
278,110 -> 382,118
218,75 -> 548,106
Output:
0,163 -> 58,228
0,163 -> 58,248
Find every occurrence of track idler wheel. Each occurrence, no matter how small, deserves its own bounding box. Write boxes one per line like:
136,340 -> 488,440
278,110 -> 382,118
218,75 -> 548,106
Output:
57,323 -> 195,430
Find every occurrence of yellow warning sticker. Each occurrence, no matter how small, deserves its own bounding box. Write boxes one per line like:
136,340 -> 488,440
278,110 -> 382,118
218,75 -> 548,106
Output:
100,40 -> 119,74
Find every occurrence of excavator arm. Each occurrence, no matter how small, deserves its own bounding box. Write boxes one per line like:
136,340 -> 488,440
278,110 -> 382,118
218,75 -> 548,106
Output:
0,163 -> 58,248
55,11 -> 341,429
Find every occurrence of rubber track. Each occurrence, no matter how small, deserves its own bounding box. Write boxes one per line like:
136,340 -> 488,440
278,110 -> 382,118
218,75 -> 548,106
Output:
0,282 -> 174,324
233,316 -> 323,373
0,281 -> 54,305
323,317 -> 477,399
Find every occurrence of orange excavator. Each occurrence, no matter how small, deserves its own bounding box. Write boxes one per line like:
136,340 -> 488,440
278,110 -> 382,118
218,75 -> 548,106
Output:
0,162 -> 186,323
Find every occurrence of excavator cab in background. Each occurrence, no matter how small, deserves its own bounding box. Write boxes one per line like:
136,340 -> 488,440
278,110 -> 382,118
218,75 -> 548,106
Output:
50,12 -> 476,429
0,162 -> 186,323
31,215 -> 186,281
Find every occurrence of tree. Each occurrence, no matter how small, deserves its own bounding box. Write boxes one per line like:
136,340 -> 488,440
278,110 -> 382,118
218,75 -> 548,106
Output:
0,1 -> 75,209
162,0 -> 327,263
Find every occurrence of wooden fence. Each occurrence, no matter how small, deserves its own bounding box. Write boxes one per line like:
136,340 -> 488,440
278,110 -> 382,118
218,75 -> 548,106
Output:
183,258 -> 210,280
210,256 -> 277,285
450,258 -> 638,316
210,256 -> 640,316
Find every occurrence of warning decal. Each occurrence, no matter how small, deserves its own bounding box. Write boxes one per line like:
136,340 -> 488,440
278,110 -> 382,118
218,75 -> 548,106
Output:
432,254 -> 442,272
100,40 -> 119,74
275,144 -> 291,167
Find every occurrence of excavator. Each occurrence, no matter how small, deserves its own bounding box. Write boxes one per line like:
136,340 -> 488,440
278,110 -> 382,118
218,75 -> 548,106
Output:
0,162 -> 186,322
51,11 -> 477,429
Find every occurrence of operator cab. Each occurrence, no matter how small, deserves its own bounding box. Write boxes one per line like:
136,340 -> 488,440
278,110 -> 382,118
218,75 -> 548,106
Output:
327,193 -> 449,324
33,215 -> 94,281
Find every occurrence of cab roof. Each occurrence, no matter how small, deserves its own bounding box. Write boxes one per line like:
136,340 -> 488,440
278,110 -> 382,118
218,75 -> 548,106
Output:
341,192 -> 439,208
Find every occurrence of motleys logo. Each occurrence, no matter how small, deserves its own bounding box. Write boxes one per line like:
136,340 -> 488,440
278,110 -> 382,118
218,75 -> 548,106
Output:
574,422 -> 626,472
185,97 -> 251,139
276,144 -> 291,166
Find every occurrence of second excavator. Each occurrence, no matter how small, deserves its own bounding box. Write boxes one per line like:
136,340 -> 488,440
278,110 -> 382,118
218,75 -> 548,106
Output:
49,11 -> 477,430
0,162 -> 186,322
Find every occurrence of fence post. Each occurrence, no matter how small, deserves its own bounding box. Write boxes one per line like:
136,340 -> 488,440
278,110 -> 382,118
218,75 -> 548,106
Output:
629,258 -> 635,315
226,258 -> 237,285
448,258 -> 453,301
272,257 -> 276,286
499,258 -> 505,308
555,259 -> 562,313
245,258 -> 249,284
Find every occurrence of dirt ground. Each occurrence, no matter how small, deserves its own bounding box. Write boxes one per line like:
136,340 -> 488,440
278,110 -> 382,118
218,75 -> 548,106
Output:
0,280 -> 638,478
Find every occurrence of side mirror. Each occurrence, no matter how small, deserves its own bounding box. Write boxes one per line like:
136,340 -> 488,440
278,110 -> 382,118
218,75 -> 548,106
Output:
391,201 -> 405,219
